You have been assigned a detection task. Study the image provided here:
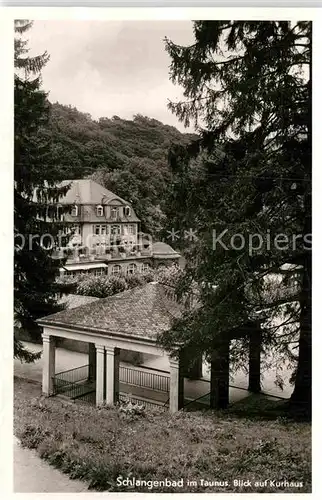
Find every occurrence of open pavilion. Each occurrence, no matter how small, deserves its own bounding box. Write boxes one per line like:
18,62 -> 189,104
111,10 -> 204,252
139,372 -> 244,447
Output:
38,282 -> 261,412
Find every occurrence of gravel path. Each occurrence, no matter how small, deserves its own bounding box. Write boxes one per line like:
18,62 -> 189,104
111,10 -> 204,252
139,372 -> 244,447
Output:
14,436 -> 88,493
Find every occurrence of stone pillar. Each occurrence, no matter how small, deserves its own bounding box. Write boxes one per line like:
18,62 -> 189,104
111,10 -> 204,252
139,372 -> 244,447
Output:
248,329 -> 262,393
42,333 -> 56,396
88,343 -> 96,382
169,356 -> 184,412
210,340 -> 230,409
105,346 -> 120,405
95,344 -> 105,406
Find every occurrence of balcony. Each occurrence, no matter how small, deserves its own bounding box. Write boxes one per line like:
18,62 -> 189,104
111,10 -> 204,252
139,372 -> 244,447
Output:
101,245 -> 153,261
61,244 -> 153,264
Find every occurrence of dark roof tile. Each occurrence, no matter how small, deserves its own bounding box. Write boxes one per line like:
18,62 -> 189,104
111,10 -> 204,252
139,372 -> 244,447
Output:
39,283 -> 183,341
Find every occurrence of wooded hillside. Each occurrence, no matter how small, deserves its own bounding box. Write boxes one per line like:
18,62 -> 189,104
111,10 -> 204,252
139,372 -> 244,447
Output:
43,103 -> 196,234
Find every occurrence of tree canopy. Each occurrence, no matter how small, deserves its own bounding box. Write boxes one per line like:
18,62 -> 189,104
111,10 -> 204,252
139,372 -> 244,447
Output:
14,20 -> 69,361
159,21 -> 311,410
41,104 -> 196,235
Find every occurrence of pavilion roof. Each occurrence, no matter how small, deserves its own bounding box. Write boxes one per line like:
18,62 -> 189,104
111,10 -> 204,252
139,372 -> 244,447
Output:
38,282 -> 183,342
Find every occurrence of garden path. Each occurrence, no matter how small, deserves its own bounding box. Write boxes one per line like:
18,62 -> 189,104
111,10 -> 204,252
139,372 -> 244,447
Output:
14,436 -> 88,492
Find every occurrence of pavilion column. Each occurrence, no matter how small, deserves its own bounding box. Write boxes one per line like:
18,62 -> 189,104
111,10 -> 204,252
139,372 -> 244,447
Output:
248,328 -> 262,393
169,356 -> 184,413
95,344 -> 105,406
88,343 -> 96,382
105,346 -> 120,405
42,333 -> 56,396
210,340 -> 230,409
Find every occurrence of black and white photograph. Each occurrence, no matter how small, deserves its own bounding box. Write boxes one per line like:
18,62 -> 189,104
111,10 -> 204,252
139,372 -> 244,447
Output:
11,13 -> 312,494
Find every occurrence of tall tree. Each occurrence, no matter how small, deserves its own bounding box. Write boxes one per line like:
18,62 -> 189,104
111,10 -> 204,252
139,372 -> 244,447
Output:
160,21 -> 311,411
14,20 -> 69,361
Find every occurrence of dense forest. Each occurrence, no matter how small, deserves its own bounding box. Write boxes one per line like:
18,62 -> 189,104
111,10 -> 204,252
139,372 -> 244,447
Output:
43,103 -> 196,235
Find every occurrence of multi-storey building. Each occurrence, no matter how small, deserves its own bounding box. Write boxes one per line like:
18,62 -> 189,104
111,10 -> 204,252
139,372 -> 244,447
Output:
53,179 -> 180,277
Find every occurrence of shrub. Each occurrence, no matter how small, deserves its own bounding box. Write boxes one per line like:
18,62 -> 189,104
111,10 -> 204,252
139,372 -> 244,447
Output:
58,264 -> 183,300
125,273 -> 145,289
140,270 -> 155,283
76,275 -> 127,298
155,264 -> 183,287
118,397 -> 146,417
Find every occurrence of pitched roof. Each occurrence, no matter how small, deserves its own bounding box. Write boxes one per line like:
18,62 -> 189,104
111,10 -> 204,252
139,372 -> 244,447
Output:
58,179 -> 129,205
38,282 -> 183,342
58,293 -> 100,310
152,241 -> 181,259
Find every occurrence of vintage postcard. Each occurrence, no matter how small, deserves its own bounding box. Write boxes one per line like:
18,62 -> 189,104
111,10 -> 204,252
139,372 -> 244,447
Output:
0,4 -> 318,496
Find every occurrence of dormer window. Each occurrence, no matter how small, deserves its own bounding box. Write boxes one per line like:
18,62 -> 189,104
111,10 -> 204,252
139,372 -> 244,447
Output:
111,207 -> 118,220
71,204 -> 78,217
125,206 -> 131,217
96,205 -> 104,217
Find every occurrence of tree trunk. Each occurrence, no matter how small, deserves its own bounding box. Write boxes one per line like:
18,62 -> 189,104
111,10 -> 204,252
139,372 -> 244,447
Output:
210,340 -> 230,409
187,355 -> 203,379
248,326 -> 262,393
290,255 -> 311,412
290,46 -> 312,411
290,35 -> 312,415
181,347 -> 203,380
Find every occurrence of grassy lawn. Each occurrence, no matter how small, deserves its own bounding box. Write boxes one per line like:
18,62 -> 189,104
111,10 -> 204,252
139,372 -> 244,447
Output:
14,377 -> 311,493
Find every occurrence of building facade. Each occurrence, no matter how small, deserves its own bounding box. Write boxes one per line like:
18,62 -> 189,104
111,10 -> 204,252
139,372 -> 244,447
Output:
51,179 -> 180,277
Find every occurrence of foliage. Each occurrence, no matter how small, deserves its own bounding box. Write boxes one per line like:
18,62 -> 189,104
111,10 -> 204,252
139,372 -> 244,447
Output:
161,22 -> 311,408
76,275 -> 128,298
56,265 -> 182,299
122,272 -> 146,289
15,378 -> 311,492
14,20 -> 71,361
154,264 -> 184,288
42,105 -> 196,235
118,398 -> 146,417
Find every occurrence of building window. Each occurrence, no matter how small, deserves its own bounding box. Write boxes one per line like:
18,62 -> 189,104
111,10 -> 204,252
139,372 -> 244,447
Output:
92,224 -> 108,235
142,263 -> 150,273
73,225 -> 80,235
112,264 -> 122,276
65,270 -> 76,277
96,205 -> 104,217
111,224 -> 121,235
56,205 -> 64,221
93,267 -> 105,276
60,225 -> 69,235
111,207 -> 118,220
127,263 -> 137,275
128,224 -> 135,235
125,206 -> 131,217
71,205 -> 78,217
